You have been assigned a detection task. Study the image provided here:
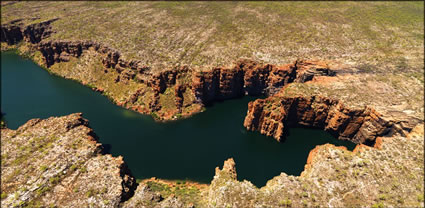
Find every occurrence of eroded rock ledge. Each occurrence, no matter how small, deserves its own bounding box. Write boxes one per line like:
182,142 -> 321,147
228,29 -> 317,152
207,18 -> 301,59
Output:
244,94 -> 419,144
1,19 -> 335,121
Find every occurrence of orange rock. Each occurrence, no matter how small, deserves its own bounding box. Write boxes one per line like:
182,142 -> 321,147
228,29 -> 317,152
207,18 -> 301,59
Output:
244,95 -> 405,145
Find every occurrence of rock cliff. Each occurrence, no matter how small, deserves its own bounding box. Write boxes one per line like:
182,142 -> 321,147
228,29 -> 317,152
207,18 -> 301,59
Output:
0,18 -> 57,45
1,20 -> 337,121
191,59 -> 335,104
243,94 -> 419,144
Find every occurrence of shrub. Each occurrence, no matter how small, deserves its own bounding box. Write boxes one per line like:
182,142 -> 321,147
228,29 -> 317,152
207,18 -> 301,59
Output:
1,192 -> 8,199
39,165 -> 48,172
372,202 -> 384,208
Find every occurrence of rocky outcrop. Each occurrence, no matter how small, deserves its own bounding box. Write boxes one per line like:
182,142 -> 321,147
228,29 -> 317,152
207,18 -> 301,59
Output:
122,182 -> 191,208
244,95 -> 418,144
36,38 -> 147,76
0,25 -> 23,45
0,18 -> 57,45
23,18 -> 58,44
295,60 -> 335,82
147,66 -> 189,94
214,158 -> 238,180
37,40 -> 119,68
0,113 -> 136,207
207,158 -> 260,208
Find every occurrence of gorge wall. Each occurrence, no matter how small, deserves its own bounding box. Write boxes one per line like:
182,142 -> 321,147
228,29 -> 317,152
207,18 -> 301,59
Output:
2,18 -> 423,208
2,18 -> 419,145
244,94 -> 419,145
192,59 -> 335,104
1,19 -> 335,121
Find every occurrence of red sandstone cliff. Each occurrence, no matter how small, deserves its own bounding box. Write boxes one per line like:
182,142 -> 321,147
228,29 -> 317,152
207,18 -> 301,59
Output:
1,20 -> 337,121
243,95 -> 416,144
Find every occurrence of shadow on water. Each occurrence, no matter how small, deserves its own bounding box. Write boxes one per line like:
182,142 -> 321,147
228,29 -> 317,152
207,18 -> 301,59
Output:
1,51 -> 356,187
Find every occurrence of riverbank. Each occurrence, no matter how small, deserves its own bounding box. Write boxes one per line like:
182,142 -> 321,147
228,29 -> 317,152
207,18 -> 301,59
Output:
1,113 -> 423,207
3,51 -> 363,188
1,51 -> 424,207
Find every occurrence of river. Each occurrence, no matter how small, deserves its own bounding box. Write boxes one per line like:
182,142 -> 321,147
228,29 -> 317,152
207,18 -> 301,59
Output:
1,51 -> 355,187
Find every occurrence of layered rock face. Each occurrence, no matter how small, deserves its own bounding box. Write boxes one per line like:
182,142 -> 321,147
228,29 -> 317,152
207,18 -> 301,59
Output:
0,113 -> 136,207
244,95 -> 417,144
191,59 -> 333,104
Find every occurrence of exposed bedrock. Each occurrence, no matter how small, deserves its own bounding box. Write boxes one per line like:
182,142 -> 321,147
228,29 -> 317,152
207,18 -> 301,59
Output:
0,25 -> 23,45
35,37 -> 334,105
192,59 -> 334,104
0,18 -> 57,45
244,95 -> 420,144
35,38 -> 336,118
2,19 -> 337,120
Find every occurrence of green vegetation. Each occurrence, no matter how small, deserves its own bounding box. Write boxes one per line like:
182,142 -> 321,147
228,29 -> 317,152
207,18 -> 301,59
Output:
146,181 -> 171,196
39,165 -> 48,172
144,180 -> 203,206
49,176 -> 60,185
1,192 -> 8,199
35,186 -> 50,196
0,111 -> 6,128
372,202 -> 385,208
70,164 -> 77,171
150,112 -> 159,120
418,194 -> 424,202
378,194 -> 387,201
86,189 -> 96,197
279,198 -> 292,207
0,120 -> 6,128
80,166 -> 87,173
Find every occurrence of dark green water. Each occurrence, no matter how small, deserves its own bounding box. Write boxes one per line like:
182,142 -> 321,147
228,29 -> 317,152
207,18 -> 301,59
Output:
1,51 -> 356,187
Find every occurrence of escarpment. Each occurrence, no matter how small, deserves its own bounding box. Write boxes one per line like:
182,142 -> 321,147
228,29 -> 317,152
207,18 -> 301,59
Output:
244,95 -> 419,144
1,19 -> 337,121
